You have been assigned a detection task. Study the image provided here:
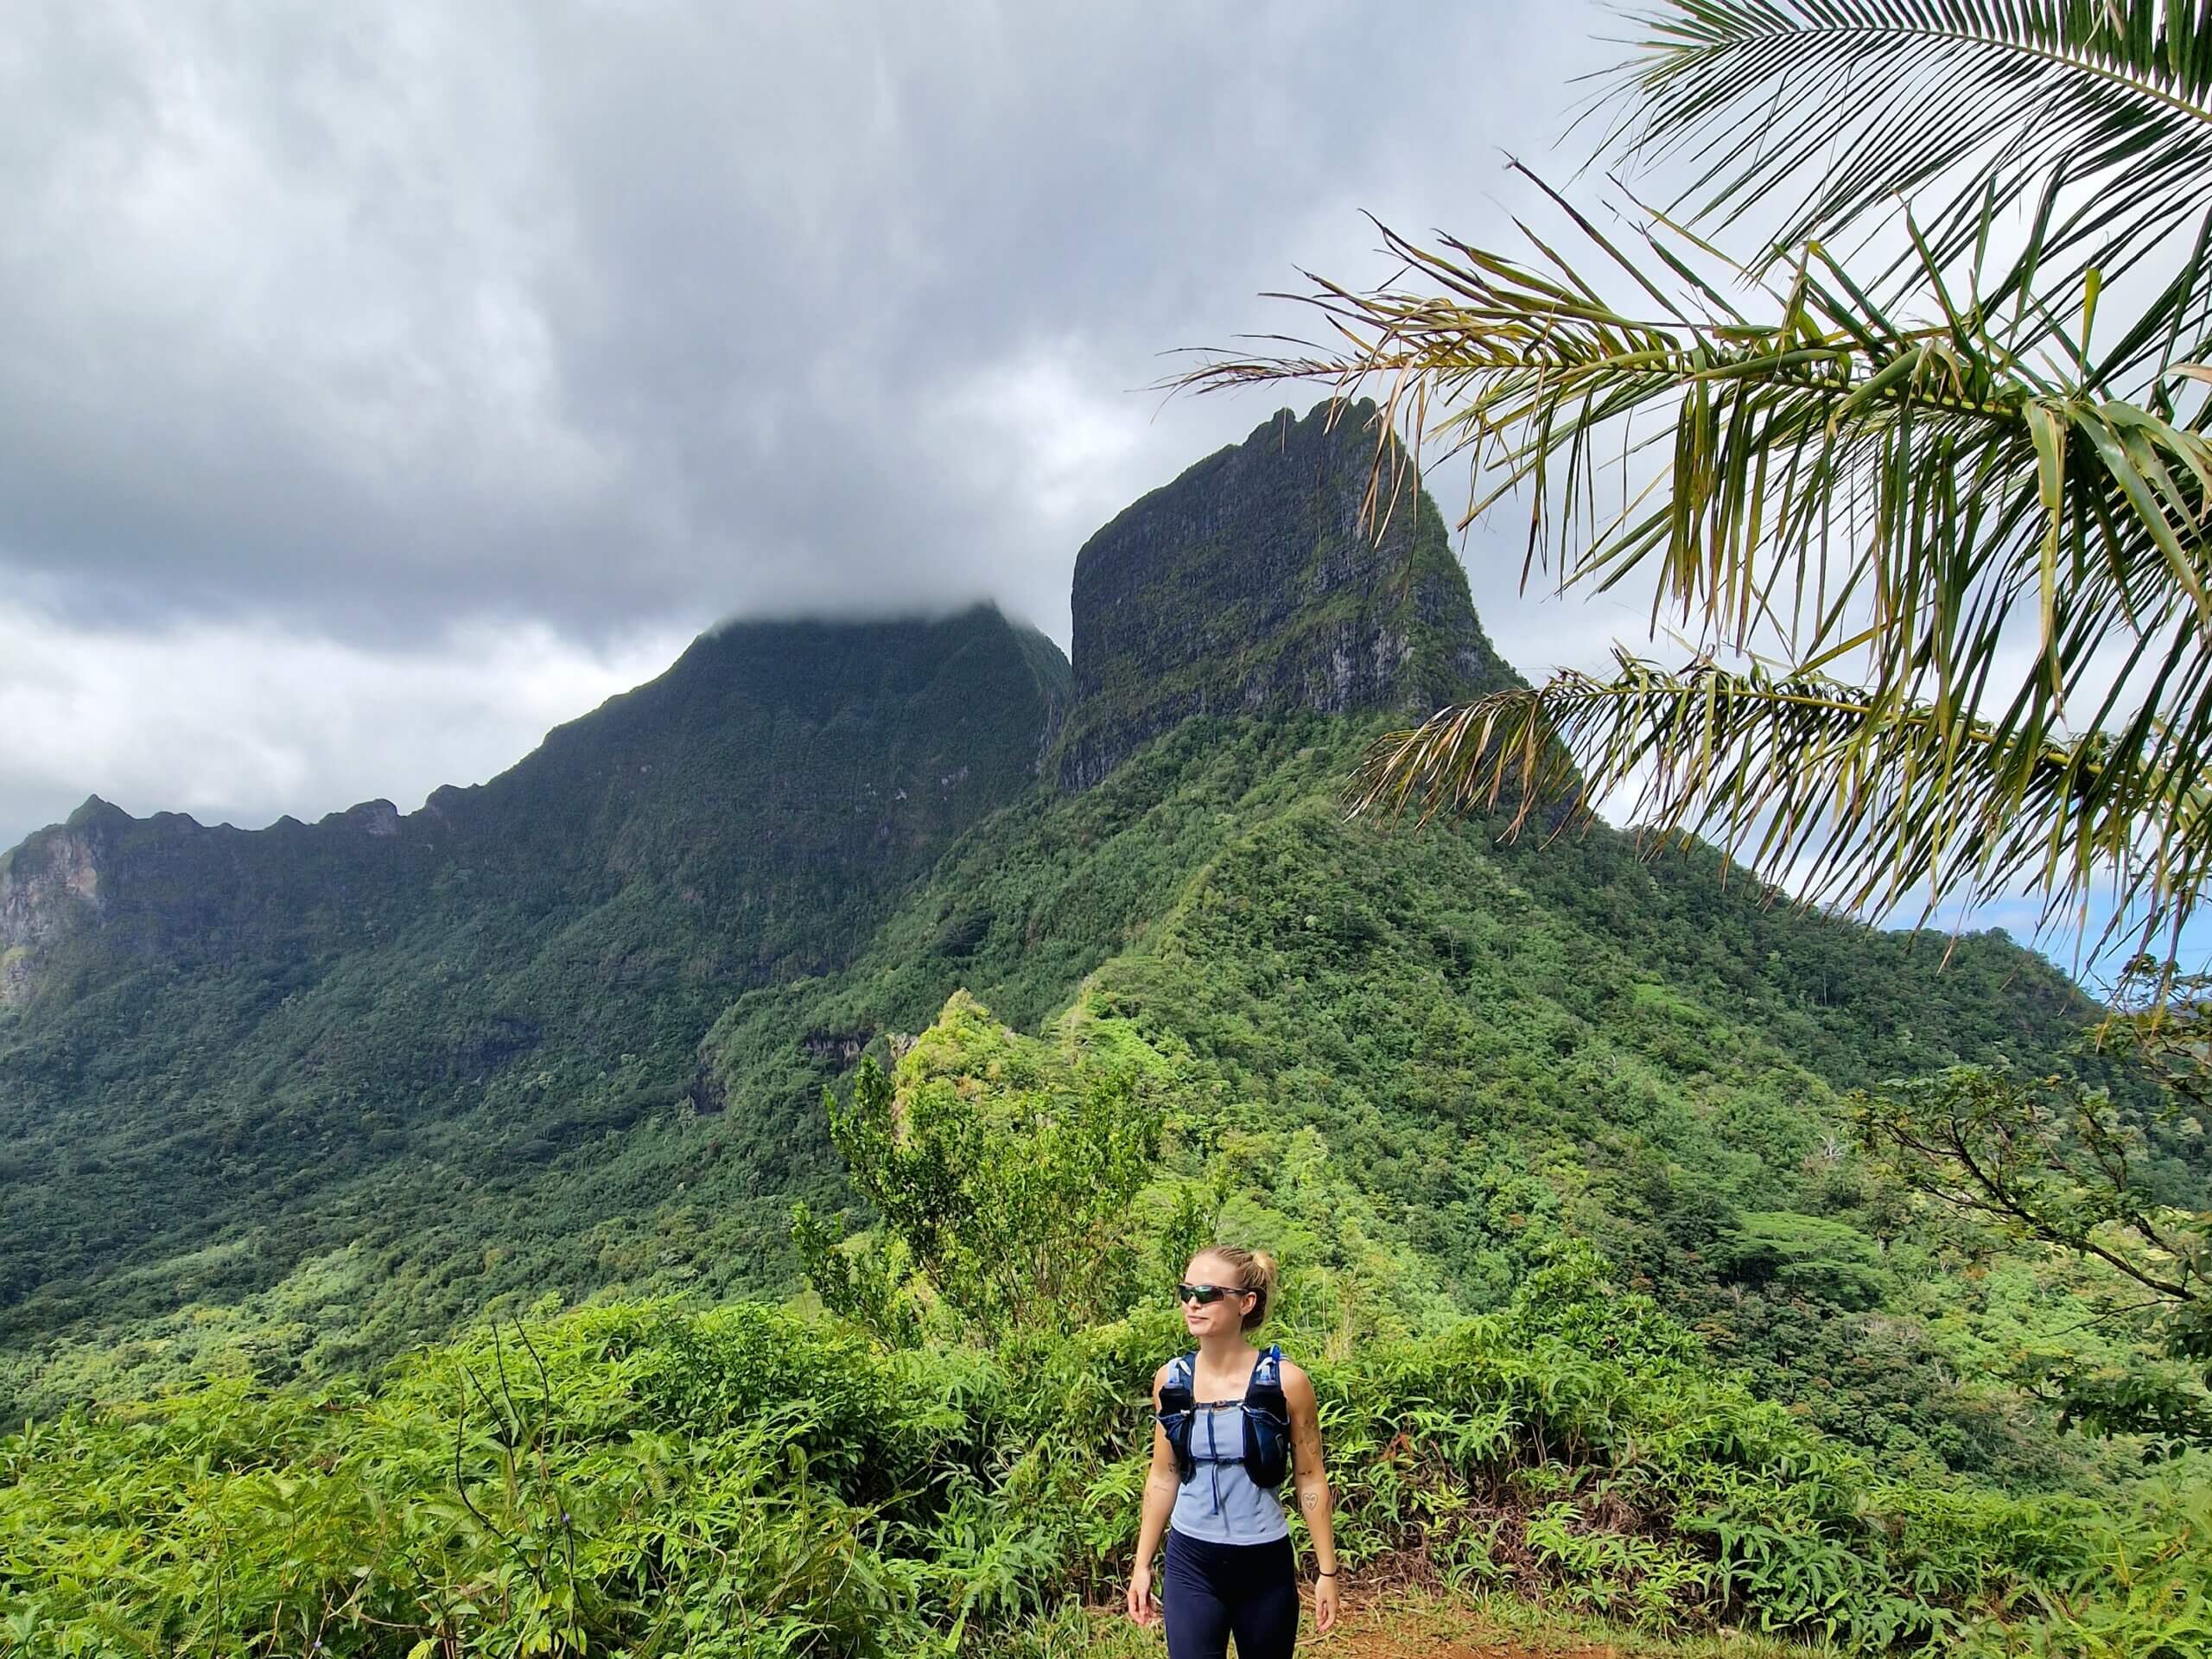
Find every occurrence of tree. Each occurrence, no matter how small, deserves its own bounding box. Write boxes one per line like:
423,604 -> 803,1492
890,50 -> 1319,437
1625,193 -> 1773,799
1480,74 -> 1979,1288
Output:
1182,2 -> 2212,960
1854,963 -> 2212,1452
792,991 -> 1162,1343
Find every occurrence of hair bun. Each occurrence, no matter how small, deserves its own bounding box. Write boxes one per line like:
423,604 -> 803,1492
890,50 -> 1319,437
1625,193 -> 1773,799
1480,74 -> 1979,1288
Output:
1192,1243 -> 1279,1332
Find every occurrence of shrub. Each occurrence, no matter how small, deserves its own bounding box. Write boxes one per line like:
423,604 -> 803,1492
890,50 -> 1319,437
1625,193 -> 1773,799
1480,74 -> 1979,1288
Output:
3,1294 -> 2209,1656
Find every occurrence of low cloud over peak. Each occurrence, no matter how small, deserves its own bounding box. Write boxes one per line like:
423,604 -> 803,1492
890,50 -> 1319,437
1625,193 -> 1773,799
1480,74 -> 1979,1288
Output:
0,0 -> 1611,842
3,3 -> 1606,643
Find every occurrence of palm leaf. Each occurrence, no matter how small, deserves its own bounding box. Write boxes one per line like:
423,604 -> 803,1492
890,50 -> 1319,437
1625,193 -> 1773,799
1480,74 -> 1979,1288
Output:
1179,151 -> 2212,948
1355,657 -> 2211,957
1186,201 -> 2212,698
1603,0 -> 2212,283
1181,2 -> 2212,954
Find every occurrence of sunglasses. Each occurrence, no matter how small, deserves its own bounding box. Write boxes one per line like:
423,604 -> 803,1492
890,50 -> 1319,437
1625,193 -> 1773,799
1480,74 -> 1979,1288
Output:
1176,1282 -> 1243,1306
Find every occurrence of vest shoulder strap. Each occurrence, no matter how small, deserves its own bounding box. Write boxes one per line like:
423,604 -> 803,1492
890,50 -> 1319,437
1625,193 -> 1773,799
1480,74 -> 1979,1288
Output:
1158,1351 -> 1198,1408
1156,1351 -> 1199,1485
1241,1344 -> 1292,1489
1249,1344 -> 1286,1402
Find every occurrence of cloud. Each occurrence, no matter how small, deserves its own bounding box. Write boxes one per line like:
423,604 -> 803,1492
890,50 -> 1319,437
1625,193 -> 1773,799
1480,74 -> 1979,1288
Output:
0,0 -> 1637,846
35,0 -> 2170,980
0,0 -> 1631,843
0,596 -> 687,841
0,0 -> 1614,650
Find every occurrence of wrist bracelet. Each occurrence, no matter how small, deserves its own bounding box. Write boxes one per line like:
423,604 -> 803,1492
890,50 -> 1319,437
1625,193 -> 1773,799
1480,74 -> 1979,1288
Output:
1316,1568 -> 1338,1579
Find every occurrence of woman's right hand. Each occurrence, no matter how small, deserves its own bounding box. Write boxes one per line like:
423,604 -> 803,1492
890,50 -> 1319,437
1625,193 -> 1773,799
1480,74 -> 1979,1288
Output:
1127,1567 -> 1157,1625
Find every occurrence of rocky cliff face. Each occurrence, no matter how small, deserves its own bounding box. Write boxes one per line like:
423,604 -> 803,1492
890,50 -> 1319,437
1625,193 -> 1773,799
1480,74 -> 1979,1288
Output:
0,811 -> 105,1005
0,407 -> 1498,1001
1051,400 -> 1515,789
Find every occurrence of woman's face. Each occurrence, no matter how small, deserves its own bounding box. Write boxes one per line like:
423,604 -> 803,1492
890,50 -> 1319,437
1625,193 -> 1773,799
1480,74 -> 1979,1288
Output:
1181,1253 -> 1251,1339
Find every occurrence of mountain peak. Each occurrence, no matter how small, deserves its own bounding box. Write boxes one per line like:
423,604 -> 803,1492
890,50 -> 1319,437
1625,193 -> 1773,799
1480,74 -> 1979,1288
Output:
1051,398 -> 1515,789
0,607 -> 1072,1008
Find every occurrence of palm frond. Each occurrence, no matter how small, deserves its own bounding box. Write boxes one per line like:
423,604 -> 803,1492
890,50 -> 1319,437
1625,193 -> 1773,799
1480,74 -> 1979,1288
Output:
1605,1 -> 2212,278
1182,176 -> 2212,950
1182,199 -> 2212,734
1183,3 -> 2212,954
1353,656 -> 2211,957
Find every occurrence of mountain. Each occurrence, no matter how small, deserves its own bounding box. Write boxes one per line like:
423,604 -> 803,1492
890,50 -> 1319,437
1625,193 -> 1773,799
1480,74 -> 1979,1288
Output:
1,609 -> 1070,1010
0,608 -> 1066,1365
1053,401 -> 1515,787
0,402 -> 2155,1478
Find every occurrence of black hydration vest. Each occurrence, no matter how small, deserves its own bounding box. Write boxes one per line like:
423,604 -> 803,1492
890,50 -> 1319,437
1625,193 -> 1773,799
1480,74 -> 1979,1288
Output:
1155,1344 -> 1292,1491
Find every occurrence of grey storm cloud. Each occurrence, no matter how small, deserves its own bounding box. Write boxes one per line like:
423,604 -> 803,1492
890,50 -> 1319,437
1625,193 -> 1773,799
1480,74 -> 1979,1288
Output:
0,1 -> 1614,646
1,3 -> 2183,968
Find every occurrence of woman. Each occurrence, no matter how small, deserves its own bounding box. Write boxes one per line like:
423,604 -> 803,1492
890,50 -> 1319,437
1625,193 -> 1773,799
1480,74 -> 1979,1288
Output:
1126,1246 -> 1341,1656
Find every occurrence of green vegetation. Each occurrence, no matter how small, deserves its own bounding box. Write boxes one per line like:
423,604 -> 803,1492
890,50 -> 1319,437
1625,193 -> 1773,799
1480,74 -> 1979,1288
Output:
0,607 -> 1068,1405
9,694 -> 2204,1649
3,154 -> 2208,1643
3,704 -> 2190,1471
1853,965 -> 2212,1457
6,1039 -> 2209,1655
794,992 -> 1171,1344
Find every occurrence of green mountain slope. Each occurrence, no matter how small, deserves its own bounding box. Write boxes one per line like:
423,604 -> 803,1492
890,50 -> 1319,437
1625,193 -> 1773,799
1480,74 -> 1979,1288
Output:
0,400 -> 2164,1480
0,607 -> 1067,1381
700,709 -> 2132,1480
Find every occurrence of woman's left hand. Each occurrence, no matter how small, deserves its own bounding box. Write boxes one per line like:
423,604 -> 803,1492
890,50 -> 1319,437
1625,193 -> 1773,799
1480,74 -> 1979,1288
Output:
1313,1573 -> 1340,1635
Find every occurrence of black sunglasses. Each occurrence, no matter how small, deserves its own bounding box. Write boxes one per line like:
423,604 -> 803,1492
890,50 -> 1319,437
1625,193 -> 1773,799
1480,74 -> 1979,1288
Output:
1177,1282 -> 1243,1306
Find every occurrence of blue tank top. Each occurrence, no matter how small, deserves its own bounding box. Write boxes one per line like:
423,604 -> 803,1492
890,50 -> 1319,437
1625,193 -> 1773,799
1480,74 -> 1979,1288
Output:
1167,1382 -> 1291,1545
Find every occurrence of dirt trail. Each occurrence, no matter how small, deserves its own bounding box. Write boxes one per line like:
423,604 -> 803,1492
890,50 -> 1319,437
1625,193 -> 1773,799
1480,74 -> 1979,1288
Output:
1097,1587 -> 1694,1659
1319,1599 -> 1630,1659
1330,1622 -> 1620,1659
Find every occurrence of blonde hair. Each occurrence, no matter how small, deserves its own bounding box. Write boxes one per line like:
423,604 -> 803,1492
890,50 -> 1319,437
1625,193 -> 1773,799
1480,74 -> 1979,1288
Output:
1191,1244 -> 1277,1332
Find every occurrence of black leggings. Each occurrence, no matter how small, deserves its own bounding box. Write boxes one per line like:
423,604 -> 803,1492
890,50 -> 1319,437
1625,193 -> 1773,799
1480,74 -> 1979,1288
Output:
1161,1529 -> 1299,1659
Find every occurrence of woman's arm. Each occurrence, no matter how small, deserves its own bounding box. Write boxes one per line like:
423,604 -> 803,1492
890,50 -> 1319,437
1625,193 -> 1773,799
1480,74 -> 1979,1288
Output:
1282,1363 -> 1340,1634
1127,1365 -> 1180,1626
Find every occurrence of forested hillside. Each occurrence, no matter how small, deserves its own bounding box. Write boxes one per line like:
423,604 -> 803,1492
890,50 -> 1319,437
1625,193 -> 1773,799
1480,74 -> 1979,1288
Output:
0,403 -> 2183,1478
0,608 -> 1070,1398
5,398 -> 2210,1656
10,983 -> 2206,1654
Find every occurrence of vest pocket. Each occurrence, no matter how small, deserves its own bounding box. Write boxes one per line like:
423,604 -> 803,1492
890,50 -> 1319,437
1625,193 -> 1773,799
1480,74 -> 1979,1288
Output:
1155,1407 -> 1197,1482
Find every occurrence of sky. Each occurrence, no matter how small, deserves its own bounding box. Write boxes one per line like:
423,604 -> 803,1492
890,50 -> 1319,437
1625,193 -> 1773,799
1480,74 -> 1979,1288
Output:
1,1 -> 2196,982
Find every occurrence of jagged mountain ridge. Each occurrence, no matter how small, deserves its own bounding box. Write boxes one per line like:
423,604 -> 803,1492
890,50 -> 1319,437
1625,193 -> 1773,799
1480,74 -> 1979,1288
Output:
0,399 -> 1511,1381
0,607 -> 1070,1333
0,609 -> 1071,1007
0,400 -> 2121,1437
0,404 -> 1499,1001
